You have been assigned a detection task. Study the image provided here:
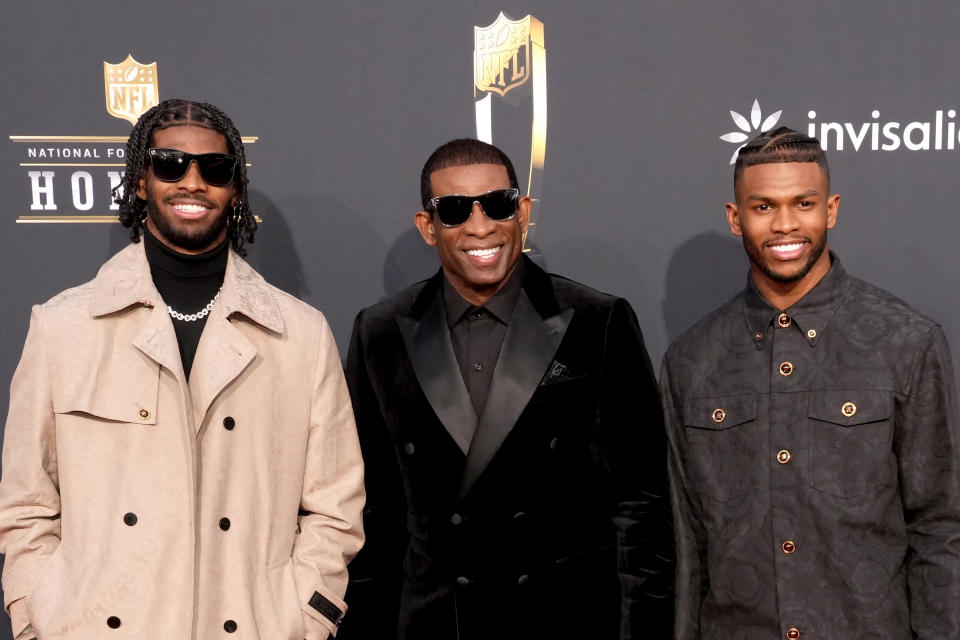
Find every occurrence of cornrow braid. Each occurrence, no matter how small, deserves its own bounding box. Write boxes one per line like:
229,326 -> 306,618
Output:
734,126 -> 830,189
112,98 -> 258,255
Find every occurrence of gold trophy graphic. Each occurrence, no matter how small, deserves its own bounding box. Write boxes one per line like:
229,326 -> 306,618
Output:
474,12 -> 545,253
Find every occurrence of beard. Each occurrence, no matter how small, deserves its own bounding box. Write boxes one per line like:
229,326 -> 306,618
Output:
743,231 -> 828,284
144,193 -> 228,253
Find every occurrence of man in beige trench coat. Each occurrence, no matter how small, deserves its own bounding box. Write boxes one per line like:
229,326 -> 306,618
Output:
0,99 -> 365,639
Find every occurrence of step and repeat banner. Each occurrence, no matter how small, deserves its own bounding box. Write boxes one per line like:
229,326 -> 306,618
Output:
1,2 -> 959,634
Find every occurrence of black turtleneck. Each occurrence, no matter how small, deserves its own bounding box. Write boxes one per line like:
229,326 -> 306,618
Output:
143,229 -> 228,379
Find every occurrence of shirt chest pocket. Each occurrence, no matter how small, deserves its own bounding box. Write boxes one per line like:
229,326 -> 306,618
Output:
807,390 -> 896,499
683,394 -> 760,502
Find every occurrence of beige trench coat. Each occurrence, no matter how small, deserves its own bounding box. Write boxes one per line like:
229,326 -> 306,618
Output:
0,242 -> 365,639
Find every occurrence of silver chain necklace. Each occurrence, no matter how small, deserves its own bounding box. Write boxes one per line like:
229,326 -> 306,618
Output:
167,288 -> 221,322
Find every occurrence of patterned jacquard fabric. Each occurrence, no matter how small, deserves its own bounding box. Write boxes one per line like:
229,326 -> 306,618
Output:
662,254 -> 960,640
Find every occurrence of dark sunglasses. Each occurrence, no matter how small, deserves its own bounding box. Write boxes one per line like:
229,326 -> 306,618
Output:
429,188 -> 520,227
148,148 -> 237,187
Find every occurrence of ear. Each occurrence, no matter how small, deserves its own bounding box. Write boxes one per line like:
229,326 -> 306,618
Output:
136,174 -> 147,200
725,201 -> 743,237
414,209 -> 437,246
517,195 -> 532,231
826,193 -> 840,230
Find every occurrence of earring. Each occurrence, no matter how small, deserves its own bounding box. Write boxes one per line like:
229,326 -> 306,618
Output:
230,204 -> 242,226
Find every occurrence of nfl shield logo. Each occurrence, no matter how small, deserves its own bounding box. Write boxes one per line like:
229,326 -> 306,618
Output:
474,12 -> 539,97
103,55 -> 159,125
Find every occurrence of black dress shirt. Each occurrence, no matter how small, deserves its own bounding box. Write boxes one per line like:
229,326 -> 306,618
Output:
661,254 -> 960,639
144,229 -> 227,379
443,260 -> 524,416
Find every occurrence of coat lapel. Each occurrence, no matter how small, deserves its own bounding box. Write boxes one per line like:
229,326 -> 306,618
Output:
188,251 -> 284,432
396,279 -> 476,455
458,289 -> 573,498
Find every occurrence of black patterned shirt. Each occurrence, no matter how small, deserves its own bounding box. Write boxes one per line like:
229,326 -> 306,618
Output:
661,254 -> 960,639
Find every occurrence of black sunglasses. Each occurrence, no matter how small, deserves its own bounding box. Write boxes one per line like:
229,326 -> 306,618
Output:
429,188 -> 520,227
148,148 -> 238,187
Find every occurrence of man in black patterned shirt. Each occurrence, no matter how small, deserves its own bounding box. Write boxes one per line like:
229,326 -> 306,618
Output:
662,126 -> 960,639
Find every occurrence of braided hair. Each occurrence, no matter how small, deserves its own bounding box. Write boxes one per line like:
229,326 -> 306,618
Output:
734,126 -> 830,190
113,98 -> 257,255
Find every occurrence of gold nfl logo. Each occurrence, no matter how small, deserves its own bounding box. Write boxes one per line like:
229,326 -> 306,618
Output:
474,12 -> 541,97
103,55 -> 159,125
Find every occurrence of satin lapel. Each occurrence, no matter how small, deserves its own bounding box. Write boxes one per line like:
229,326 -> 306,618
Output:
188,314 -> 257,433
458,291 -> 573,498
396,293 -> 476,455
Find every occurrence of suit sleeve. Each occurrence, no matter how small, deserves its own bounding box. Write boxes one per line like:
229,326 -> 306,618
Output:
0,306 -> 60,639
659,353 -> 708,640
337,311 -> 408,639
293,314 -> 366,639
599,299 -> 675,639
895,324 -> 960,639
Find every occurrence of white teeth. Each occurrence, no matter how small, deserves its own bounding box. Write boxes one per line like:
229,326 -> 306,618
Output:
173,203 -> 207,213
466,247 -> 500,258
770,243 -> 804,252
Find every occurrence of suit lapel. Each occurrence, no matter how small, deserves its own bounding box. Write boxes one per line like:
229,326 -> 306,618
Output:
188,315 -> 257,432
458,290 -> 573,498
396,290 -> 477,455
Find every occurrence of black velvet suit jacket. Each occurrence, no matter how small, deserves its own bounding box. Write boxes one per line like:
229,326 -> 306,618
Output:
340,257 -> 674,640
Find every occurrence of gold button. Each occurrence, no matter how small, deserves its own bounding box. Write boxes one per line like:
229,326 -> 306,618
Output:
755,332 -> 764,341
777,449 -> 791,464
807,329 -> 817,339
781,540 -> 796,554
712,408 -> 726,423
138,408 -> 150,420
841,402 -> 857,418
786,628 -> 801,639
778,313 -> 792,328
779,361 -> 794,376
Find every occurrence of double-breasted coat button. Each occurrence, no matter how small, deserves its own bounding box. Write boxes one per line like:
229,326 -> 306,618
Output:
781,540 -> 796,554
123,512 -> 137,526
712,408 -> 726,423
223,416 -> 235,430
841,402 -> 857,418
755,332 -> 763,341
779,361 -> 794,376
107,616 -> 121,629
517,574 -> 529,585
777,449 -> 791,464
219,517 -> 231,531
403,442 -> 415,455
807,329 -> 817,339
224,619 -> 238,633
786,628 -> 801,639
450,513 -> 463,525
778,313 -> 792,328
138,408 -> 150,420
456,576 -> 470,586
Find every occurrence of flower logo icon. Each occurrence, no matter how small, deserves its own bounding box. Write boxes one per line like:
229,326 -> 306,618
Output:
719,99 -> 782,164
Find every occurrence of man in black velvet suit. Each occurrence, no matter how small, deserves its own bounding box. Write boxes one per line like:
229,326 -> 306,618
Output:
339,139 -> 673,639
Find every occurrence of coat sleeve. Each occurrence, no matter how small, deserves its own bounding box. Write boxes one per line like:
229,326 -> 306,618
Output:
599,299 -> 675,639
659,353 -> 707,640
336,311 -> 407,640
0,306 -> 60,639
895,324 -> 960,639
293,315 -> 366,639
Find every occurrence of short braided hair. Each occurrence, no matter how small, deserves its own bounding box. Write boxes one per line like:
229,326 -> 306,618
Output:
734,126 -> 830,190
113,98 -> 257,255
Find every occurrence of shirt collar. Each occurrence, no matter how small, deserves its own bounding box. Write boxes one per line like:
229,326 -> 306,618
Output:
741,251 -> 848,349
443,258 -> 525,328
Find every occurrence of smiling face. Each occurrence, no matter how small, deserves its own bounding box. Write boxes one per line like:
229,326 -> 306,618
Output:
726,162 -> 839,307
136,124 -> 236,254
414,163 -> 531,306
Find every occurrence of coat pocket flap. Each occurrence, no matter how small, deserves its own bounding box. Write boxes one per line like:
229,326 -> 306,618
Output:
52,358 -> 160,425
683,394 -> 758,430
808,389 -> 893,426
